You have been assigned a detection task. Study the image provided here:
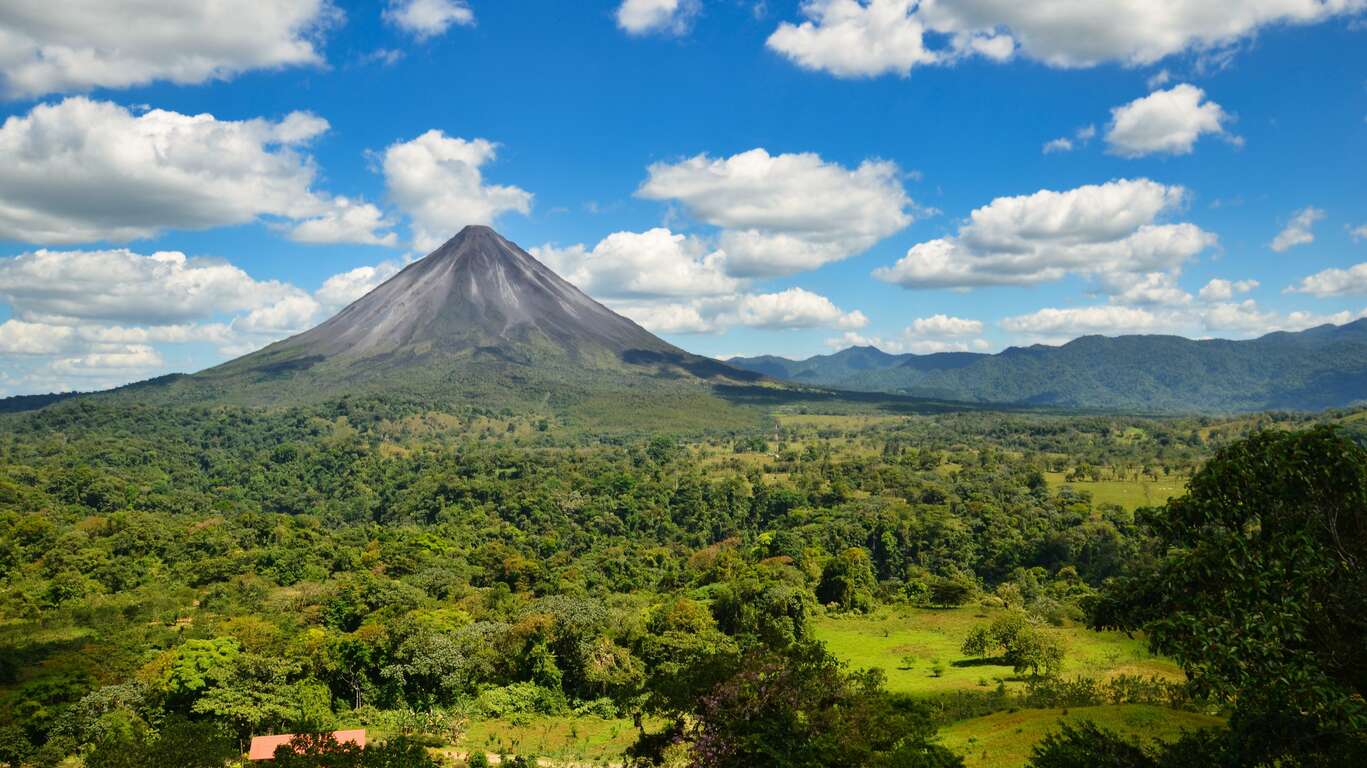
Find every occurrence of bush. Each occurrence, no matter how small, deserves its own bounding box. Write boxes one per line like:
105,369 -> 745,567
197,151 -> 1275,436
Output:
472,683 -> 567,718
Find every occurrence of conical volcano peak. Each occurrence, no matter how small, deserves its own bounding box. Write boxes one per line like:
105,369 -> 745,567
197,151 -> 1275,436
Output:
225,224 -> 683,368
434,224 -> 509,253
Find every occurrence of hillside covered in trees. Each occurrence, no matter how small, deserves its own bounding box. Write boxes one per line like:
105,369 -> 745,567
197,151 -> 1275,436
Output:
2,396 -> 1363,767
728,320 -> 1367,412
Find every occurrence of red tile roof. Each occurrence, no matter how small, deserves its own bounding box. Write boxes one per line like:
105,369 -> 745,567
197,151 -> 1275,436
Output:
247,729 -> 367,761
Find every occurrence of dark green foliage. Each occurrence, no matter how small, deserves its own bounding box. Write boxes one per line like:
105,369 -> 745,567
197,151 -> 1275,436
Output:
85,717 -> 235,768
1027,722 -> 1232,768
1028,721 -> 1151,768
1091,426 -> 1367,765
816,547 -> 877,612
2,389 -> 1357,765
959,612 -> 1063,677
688,642 -> 963,768
266,734 -> 438,768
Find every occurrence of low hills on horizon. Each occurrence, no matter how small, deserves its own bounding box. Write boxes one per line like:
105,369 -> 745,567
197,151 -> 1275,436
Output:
727,320 -> 1367,412
5,224 -> 1367,418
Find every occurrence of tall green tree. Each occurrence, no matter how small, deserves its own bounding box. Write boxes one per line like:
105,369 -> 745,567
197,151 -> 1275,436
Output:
1090,427 -> 1367,765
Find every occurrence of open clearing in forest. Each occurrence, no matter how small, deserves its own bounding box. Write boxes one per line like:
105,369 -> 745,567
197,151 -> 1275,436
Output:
814,606 -> 1181,697
938,704 -> 1224,768
1043,472 -> 1186,510
457,715 -> 638,764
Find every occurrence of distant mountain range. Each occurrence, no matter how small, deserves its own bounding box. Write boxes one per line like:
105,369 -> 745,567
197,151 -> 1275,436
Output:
728,322 -> 1367,412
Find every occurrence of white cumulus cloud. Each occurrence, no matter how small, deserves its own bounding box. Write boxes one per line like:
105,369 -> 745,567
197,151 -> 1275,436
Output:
1271,206 -> 1326,252
909,314 -> 984,337
0,0 -> 337,98
638,148 -> 914,277
873,179 -> 1215,293
0,97 -> 392,246
0,248 -> 304,325
381,130 -> 533,252
383,0 -> 475,40
616,0 -> 701,35
768,0 -> 1367,77
0,247 -> 421,394
288,198 -> 398,246
1000,299 -> 1365,345
1106,84 -> 1234,157
1198,277 -> 1258,302
1286,262 -> 1367,296
532,228 -> 741,299
315,262 -> 405,310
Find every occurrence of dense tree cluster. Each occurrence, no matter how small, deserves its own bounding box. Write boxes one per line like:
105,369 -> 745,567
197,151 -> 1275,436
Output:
1,397 -> 1358,766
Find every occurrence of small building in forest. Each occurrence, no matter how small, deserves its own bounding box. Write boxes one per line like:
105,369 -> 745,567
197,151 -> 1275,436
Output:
247,729 -> 367,761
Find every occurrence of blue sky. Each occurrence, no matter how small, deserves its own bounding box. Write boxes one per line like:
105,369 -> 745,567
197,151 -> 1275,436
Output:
0,0 -> 1365,394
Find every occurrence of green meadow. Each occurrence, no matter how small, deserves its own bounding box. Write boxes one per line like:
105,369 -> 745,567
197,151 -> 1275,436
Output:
1043,472 -> 1187,510
939,705 -> 1224,768
814,606 -> 1181,697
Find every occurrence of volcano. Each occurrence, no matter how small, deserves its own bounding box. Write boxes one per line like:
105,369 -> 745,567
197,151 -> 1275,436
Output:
167,225 -> 762,409
262,225 -> 678,362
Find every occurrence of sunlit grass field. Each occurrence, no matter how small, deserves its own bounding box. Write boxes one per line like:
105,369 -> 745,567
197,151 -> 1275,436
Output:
1043,472 -> 1186,510
939,704 -> 1223,768
813,606 -> 1204,768
454,715 -> 638,765
814,606 -> 1181,697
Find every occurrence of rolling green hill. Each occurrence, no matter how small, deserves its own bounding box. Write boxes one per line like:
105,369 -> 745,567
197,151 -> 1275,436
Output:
729,322 -> 1367,412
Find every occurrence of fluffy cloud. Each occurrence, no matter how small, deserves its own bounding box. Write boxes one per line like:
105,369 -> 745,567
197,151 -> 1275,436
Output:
825,315 -> 991,354
1105,272 -> 1193,306
638,148 -> 914,277
1271,206 -> 1326,252
1352,224 -> 1367,242
909,313 -> 983,337
1106,84 -> 1234,157
1198,277 -> 1258,301
531,228 -> 865,334
1001,300 -> 1364,344
726,288 -> 868,330
767,0 -> 947,77
0,248 -> 303,325
0,247 -> 412,394
1042,124 -> 1097,155
315,262 -> 405,310
381,131 -> 533,252
1001,305 -> 1177,338
873,179 -> 1215,292
616,0 -> 701,35
288,198 -> 398,246
1286,262 -> 1367,296
768,0 -> 1367,77
0,98 -> 392,246
1042,137 -> 1075,154
532,228 -> 740,299
383,0 -> 474,39
611,288 -> 867,335
0,0 -> 336,98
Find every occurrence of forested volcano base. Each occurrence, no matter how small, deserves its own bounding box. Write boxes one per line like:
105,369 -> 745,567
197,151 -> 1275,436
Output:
1,399 -> 1363,767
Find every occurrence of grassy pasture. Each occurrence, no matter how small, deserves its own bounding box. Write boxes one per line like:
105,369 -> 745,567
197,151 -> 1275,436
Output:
455,715 -> 638,765
938,704 -> 1223,768
814,606 -> 1180,697
1043,472 -> 1186,510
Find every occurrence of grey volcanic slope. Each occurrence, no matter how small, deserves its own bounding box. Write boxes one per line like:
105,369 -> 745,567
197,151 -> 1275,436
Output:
149,225 -> 764,407
262,225 -> 676,362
